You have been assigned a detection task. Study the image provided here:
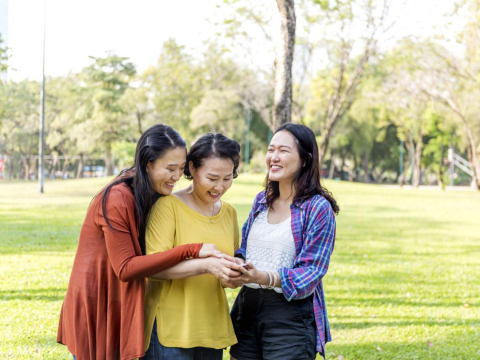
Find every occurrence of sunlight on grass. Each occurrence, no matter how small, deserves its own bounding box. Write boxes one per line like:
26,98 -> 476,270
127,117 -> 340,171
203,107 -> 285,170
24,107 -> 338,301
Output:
1,176 -> 479,359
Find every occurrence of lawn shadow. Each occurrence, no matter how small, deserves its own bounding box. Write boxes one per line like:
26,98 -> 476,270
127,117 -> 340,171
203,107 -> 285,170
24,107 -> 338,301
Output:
0,287 -> 66,301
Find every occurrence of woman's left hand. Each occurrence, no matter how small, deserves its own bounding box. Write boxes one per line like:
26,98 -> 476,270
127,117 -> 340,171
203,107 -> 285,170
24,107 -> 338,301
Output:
235,262 -> 262,283
198,244 -> 223,258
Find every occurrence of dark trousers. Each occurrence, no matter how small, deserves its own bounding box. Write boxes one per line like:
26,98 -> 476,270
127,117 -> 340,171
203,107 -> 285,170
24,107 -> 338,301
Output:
143,320 -> 223,360
230,286 -> 317,360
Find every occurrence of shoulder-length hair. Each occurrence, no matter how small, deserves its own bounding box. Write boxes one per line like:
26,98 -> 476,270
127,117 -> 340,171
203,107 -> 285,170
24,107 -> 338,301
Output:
101,124 -> 186,254
265,123 -> 339,214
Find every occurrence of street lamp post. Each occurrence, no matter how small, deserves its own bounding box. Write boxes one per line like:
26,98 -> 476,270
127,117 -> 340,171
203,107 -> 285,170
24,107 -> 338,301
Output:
38,0 -> 46,193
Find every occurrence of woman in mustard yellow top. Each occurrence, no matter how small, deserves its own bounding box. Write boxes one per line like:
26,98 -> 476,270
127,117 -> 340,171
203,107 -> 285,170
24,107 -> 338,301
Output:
143,133 -> 241,360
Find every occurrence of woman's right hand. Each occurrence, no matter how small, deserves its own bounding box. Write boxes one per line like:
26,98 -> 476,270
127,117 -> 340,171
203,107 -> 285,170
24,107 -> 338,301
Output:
198,244 -> 223,258
204,257 -> 244,282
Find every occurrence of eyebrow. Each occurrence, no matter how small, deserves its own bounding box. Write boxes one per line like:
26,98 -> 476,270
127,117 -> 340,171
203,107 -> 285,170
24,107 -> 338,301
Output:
207,173 -> 233,177
167,162 -> 185,166
268,144 -> 292,149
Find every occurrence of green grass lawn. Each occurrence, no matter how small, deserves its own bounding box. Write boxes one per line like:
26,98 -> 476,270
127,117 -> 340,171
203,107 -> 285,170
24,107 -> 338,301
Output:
1,175 -> 479,359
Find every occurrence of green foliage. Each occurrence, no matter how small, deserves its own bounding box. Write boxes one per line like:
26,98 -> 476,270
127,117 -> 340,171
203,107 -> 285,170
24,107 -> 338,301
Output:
80,53 -> 136,144
1,176 -> 480,358
0,80 -> 40,179
111,141 -> 136,170
0,34 -> 8,74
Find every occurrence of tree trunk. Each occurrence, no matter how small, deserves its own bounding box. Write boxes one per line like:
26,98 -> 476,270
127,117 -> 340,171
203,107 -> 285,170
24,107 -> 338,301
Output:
328,148 -> 335,179
76,153 -> 85,179
49,155 -> 58,178
21,156 -> 29,180
412,134 -> 423,188
62,157 -> 70,179
435,94 -> 480,189
319,133 -> 330,166
105,145 -> 114,176
136,109 -> 143,135
353,155 -> 358,181
437,142 -> 445,190
463,123 -> 480,189
274,0 -> 296,127
361,150 -> 370,183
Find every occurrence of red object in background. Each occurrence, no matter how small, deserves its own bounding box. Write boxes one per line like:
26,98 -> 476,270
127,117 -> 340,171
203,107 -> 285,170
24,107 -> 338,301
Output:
0,158 -> 4,172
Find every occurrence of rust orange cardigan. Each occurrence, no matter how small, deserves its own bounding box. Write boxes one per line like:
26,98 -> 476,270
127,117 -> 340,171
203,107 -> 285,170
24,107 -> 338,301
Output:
57,183 -> 201,360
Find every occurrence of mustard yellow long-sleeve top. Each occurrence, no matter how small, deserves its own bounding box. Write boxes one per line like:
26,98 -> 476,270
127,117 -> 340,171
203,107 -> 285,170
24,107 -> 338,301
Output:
144,195 -> 239,350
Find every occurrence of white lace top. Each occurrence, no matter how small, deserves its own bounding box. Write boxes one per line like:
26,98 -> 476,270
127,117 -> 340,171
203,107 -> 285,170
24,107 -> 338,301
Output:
245,209 -> 296,293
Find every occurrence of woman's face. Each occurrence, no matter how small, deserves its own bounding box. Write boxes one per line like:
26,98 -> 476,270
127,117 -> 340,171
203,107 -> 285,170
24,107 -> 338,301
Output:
146,147 -> 186,195
266,130 -> 302,183
190,157 -> 234,204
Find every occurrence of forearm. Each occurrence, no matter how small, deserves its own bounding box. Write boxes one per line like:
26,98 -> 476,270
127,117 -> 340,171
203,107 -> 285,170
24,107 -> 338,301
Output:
279,267 -> 322,300
250,270 -> 281,287
150,258 -> 209,280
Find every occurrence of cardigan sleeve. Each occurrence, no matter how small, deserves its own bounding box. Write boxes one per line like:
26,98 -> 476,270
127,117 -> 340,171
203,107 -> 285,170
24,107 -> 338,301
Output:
279,197 -> 336,300
98,188 -> 202,282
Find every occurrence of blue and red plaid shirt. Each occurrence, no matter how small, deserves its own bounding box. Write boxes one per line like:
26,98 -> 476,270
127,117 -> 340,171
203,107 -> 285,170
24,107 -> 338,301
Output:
235,191 -> 336,354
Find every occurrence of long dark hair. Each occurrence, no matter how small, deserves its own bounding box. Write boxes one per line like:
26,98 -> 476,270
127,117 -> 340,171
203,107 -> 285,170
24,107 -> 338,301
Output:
101,124 -> 186,254
184,133 -> 241,180
265,123 -> 339,214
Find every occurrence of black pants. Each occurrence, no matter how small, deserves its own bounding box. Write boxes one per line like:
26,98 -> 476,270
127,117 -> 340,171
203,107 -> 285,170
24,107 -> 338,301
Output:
230,286 -> 317,360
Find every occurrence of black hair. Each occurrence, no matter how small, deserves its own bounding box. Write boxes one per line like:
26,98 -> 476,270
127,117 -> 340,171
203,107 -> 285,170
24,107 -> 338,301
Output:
265,123 -> 339,214
184,133 -> 241,180
101,124 -> 186,254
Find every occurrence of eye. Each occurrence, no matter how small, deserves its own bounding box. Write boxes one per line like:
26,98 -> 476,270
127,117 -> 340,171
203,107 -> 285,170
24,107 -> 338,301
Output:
267,148 -> 274,152
208,178 -> 216,182
167,168 -> 175,172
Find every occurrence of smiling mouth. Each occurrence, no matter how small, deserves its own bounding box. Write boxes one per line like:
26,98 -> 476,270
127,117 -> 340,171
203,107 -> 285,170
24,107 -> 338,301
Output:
270,165 -> 283,170
165,182 -> 175,188
208,191 -> 221,196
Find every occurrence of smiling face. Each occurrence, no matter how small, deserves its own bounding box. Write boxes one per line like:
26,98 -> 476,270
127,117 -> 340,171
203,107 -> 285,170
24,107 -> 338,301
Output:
146,147 -> 186,195
266,130 -> 302,184
190,156 -> 234,204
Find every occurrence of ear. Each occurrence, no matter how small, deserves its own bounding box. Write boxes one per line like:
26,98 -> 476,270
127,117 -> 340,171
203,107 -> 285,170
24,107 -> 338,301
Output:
146,161 -> 152,174
188,161 -> 195,176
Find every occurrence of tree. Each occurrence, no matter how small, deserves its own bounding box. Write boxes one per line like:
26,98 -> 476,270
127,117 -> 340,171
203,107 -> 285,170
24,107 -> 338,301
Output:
303,0 -> 391,164
80,54 -> 136,175
0,34 -> 8,75
274,0 -> 296,126
0,80 -> 40,179
143,40 -> 203,143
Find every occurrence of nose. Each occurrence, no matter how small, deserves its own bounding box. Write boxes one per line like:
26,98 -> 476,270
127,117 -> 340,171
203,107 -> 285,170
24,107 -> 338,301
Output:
271,151 -> 280,161
172,169 -> 181,181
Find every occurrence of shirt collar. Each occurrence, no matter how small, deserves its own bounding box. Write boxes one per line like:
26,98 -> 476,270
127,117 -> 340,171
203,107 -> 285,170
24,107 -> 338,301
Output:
257,193 -> 307,210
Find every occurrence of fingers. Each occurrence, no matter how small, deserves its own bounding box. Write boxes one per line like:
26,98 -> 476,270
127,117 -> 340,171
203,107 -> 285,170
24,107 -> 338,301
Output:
220,254 -> 237,262
212,250 -> 223,259
221,281 -> 239,289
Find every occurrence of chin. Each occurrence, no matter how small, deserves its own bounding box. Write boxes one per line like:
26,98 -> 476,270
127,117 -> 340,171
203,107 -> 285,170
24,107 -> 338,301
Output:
158,187 -> 172,196
268,173 -> 281,181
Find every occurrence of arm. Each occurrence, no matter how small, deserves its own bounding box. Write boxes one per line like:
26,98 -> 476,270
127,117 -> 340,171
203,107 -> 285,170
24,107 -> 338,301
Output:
152,256 -> 244,280
146,197 -> 244,281
100,189 -> 202,282
279,199 -> 336,300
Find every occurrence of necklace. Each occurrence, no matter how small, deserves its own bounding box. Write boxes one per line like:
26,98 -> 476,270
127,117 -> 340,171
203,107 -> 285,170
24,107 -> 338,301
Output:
192,192 -> 215,223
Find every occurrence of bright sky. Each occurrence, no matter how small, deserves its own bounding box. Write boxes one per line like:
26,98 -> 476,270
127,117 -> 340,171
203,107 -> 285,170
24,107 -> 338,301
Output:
3,0 -> 455,82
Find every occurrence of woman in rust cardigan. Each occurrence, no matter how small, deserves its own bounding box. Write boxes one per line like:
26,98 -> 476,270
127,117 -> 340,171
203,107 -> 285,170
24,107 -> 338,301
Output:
57,124 -> 241,360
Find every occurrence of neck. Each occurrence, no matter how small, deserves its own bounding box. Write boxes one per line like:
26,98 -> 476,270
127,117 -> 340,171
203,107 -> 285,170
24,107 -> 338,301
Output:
189,185 -> 212,210
277,180 -> 294,204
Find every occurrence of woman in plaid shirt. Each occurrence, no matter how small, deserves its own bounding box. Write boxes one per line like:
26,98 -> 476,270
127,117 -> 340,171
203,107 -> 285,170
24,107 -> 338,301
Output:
227,124 -> 339,360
